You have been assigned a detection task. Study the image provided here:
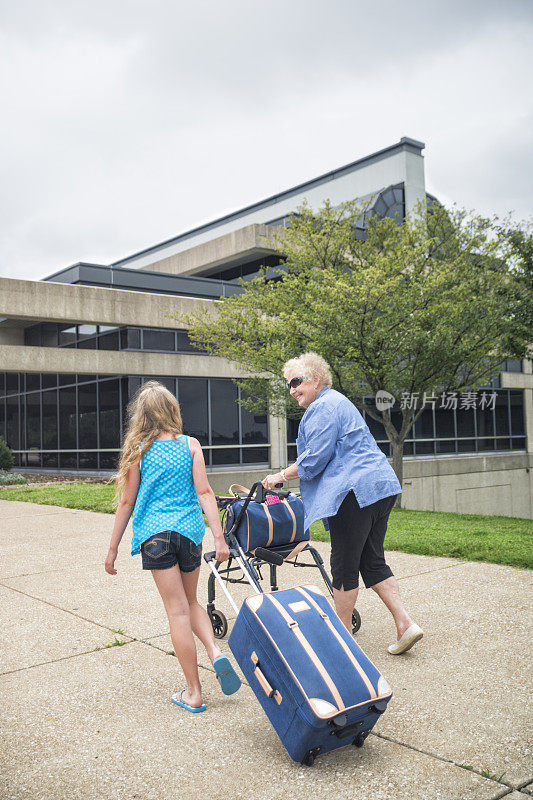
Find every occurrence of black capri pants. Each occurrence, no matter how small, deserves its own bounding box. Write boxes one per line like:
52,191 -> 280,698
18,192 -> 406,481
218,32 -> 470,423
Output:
328,491 -> 397,590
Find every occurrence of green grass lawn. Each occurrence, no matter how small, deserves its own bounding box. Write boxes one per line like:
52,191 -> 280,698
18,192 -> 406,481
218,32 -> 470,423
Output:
1,483 -> 531,569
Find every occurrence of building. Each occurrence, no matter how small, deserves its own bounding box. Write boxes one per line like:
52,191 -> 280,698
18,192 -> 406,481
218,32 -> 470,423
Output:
1,137 -> 532,517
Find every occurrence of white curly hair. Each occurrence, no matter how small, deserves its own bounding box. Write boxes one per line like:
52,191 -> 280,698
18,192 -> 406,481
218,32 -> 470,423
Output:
283,352 -> 333,388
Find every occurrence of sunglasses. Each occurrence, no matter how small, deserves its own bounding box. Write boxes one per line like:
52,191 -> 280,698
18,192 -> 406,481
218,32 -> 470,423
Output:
287,376 -> 305,390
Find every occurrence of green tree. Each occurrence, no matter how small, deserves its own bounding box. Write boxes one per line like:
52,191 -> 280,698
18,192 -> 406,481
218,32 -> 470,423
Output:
184,201 -> 529,502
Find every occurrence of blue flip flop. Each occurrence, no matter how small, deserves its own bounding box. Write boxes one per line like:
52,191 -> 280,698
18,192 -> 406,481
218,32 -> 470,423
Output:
213,656 -> 242,695
171,689 -> 206,713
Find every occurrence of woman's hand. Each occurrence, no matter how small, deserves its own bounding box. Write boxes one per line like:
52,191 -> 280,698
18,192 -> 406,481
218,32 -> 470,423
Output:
214,537 -> 230,563
105,548 -> 118,575
261,473 -> 284,490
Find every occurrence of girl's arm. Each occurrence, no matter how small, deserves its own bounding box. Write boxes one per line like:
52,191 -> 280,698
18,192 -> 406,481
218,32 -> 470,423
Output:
189,437 -> 230,562
105,465 -> 140,575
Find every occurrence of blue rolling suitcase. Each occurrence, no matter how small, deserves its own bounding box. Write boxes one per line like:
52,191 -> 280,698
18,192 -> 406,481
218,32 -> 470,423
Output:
228,584 -> 392,766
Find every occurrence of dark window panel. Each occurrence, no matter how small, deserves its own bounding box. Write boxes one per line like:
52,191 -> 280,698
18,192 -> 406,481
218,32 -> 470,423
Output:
456,408 -> 476,437
495,391 -> 510,436
77,375 -> 96,384
212,447 -> 240,465
25,373 -> 41,392
59,387 -> 77,449
78,383 -> 97,450
511,437 -> 526,449
414,440 -> 434,455
127,377 -> 142,400
98,328 -> 120,350
0,373 -> 4,394
240,390 -> 268,445
58,325 -> 77,347
242,447 -> 269,464
210,379 -> 239,446
377,441 -> 390,457
42,374 -> 58,389
286,417 -> 300,444
494,438 -> 511,451
0,398 -> 5,439
24,325 -> 41,346
120,327 -> 141,350
79,451 -> 98,469
478,438 -> 496,451
436,440 -> 455,454
458,439 -> 477,453
503,359 -> 522,373
6,373 -> 19,395
26,450 -> 42,468
58,374 -> 75,386
41,323 -> 59,347
42,452 -> 59,467
142,328 -> 175,352
59,452 -> 77,469
435,409 -> 455,439
178,378 -> 209,446
176,330 -> 208,354
42,389 -> 58,451
287,444 -> 297,462
6,394 -> 20,449
402,441 -> 414,456
99,451 -> 120,470
509,391 -> 525,435
99,380 -> 120,448
78,336 -> 97,349
414,408 -> 434,439
26,393 -> 41,449
477,408 -> 494,437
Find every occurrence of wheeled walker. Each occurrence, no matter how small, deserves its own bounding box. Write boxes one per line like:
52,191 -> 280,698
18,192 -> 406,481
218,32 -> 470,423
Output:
203,481 -> 361,637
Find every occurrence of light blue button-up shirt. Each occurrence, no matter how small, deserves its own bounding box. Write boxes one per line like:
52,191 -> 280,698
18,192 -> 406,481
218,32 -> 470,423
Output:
295,387 -> 401,531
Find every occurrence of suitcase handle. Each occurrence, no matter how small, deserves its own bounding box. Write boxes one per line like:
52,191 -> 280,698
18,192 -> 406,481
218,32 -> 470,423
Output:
251,652 -> 282,705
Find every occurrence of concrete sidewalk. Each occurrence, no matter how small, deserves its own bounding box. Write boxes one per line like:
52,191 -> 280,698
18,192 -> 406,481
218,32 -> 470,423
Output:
0,499 -> 531,800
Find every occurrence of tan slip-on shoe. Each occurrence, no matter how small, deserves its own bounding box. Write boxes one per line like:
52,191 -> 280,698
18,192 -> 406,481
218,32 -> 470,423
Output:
388,623 -> 423,655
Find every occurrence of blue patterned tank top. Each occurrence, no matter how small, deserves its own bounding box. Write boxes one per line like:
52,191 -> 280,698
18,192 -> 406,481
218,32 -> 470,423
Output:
131,436 -> 205,556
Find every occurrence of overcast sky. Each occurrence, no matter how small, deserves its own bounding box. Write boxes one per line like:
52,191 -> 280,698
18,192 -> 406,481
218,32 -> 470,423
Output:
1,0 -> 532,281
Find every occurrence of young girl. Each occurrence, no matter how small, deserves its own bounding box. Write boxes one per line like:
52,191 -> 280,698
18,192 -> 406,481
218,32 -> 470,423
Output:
105,380 -> 241,712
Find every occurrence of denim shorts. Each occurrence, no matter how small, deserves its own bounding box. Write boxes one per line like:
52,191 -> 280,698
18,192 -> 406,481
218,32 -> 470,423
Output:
140,531 -> 202,572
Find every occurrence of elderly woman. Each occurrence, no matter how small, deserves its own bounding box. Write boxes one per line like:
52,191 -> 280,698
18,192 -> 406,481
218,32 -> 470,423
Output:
262,352 -> 423,655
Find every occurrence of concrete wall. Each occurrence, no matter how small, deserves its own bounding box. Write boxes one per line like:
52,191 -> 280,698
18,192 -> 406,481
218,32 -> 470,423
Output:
0,345 -> 248,378
0,276 -> 214,328
139,224 -> 277,277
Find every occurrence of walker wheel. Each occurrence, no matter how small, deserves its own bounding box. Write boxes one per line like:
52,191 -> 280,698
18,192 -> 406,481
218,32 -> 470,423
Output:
301,751 -> 315,767
353,731 -> 368,748
209,609 -> 228,639
352,609 -> 361,634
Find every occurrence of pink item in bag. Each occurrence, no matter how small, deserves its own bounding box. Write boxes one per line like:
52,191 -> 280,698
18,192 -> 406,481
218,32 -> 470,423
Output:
265,494 -> 282,506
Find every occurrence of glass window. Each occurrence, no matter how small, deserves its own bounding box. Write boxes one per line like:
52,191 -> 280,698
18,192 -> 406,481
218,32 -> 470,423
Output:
6,373 -> 19,395
24,325 -> 41,346
286,417 -> 300,444
120,327 -> 141,350
510,391 -> 525,435
210,380 -> 238,447
99,451 -> 119,470
25,373 -> 41,392
42,374 -> 58,389
58,325 -> 77,347
152,377 -> 176,395
41,323 -> 58,347
99,380 -> 120,449
78,383 -> 97,450
98,326 -> 120,351
77,324 -> 97,349
6,394 -> 20,450
0,373 -> 4,395
242,447 -> 269,464
176,330 -> 208,354
59,387 -> 77,449
142,328 -> 175,352
26,392 -> 41,449
414,408 -> 434,439
178,378 -> 209,446
42,389 -> 58,467
495,391 -> 510,436
240,390 -> 268,445
456,407 -> 476,438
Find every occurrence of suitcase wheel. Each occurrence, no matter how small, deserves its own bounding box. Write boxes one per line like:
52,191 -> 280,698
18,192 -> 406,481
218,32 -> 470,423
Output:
301,747 -> 321,767
352,610 -> 361,634
209,609 -> 228,639
353,731 -> 369,748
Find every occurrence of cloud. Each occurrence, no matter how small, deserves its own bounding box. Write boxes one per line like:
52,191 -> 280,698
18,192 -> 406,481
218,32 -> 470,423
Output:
0,0 -> 532,280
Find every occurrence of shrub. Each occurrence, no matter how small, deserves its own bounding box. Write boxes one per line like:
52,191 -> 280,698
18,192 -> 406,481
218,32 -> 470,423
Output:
0,471 -> 28,485
0,437 -> 14,471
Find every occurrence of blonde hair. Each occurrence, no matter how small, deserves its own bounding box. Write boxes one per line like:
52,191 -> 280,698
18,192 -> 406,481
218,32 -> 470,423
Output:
114,380 -> 183,502
283,352 -> 333,388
